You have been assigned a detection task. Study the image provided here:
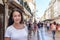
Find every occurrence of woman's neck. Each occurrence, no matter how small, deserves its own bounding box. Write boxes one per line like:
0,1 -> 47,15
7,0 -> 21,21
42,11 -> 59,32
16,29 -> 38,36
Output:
13,23 -> 24,29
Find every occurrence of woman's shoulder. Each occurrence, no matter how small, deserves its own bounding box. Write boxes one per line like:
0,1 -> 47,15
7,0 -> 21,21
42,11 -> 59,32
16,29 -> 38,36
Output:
6,25 -> 13,31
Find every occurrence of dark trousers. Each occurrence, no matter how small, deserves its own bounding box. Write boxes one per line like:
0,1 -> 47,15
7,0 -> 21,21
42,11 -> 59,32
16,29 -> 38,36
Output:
47,26 -> 49,30
52,30 -> 56,40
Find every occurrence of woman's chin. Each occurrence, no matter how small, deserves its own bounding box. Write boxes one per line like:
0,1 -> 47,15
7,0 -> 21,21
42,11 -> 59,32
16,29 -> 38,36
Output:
15,22 -> 20,24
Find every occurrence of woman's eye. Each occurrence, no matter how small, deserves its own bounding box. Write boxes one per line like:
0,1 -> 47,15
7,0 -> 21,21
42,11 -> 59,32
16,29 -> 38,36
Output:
14,15 -> 17,17
13,14 -> 21,17
18,15 -> 21,17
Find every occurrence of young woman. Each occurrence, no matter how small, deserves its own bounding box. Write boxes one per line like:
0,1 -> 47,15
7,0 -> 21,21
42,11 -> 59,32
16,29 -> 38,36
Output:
5,8 -> 28,40
50,22 -> 56,40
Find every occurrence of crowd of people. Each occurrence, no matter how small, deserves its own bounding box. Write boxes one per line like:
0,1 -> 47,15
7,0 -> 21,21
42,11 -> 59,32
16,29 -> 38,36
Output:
26,20 -> 60,40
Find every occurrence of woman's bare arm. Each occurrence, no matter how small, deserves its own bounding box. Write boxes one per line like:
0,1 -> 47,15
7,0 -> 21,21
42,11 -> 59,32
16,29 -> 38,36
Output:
4,37 -> 11,40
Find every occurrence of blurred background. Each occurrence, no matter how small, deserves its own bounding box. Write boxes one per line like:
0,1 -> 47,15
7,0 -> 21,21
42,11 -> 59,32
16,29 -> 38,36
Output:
0,0 -> 60,40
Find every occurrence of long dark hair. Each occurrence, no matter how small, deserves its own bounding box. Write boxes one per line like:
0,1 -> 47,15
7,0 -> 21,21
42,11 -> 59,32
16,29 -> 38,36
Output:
53,21 -> 56,25
8,8 -> 24,26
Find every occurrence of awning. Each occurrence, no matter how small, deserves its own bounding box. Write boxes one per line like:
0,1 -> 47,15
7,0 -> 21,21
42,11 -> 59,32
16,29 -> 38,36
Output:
8,0 -> 23,10
24,7 -> 32,17
43,19 -> 54,22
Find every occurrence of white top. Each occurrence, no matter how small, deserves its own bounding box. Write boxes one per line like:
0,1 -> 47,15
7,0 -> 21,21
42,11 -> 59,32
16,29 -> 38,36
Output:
51,25 -> 56,30
5,25 -> 28,40
47,23 -> 50,27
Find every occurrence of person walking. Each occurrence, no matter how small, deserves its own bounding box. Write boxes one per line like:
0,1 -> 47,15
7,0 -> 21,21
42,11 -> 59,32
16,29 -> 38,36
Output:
33,20 -> 38,36
50,22 -> 56,40
47,22 -> 50,31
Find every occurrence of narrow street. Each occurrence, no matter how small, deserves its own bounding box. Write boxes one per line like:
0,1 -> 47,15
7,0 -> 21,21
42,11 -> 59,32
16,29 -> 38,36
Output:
30,27 -> 60,40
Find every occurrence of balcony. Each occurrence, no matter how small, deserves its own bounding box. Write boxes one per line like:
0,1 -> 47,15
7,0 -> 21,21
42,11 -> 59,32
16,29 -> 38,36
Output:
17,0 -> 23,6
24,2 -> 33,16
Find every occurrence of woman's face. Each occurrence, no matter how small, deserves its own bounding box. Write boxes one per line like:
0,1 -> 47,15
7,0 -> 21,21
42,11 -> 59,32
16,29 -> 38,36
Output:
12,11 -> 21,24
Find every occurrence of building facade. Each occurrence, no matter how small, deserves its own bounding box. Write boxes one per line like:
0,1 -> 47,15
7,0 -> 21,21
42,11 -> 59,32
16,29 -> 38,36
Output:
23,0 -> 36,23
41,0 -> 60,23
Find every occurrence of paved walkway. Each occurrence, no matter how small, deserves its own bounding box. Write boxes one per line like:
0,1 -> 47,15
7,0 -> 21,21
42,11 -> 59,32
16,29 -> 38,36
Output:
30,27 -> 60,40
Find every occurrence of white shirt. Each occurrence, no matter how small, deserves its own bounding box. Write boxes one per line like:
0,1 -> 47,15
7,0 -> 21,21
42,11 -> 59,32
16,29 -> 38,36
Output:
52,25 -> 56,30
5,25 -> 28,40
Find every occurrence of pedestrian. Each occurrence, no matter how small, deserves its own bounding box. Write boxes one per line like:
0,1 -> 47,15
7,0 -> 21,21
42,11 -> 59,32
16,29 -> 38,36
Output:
50,22 -> 56,40
56,24 -> 58,31
33,20 -> 38,35
57,24 -> 60,31
38,21 -> 41,29
28,20 -> 32,39
47,22 -> 50,31
4,8 -> 28,40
